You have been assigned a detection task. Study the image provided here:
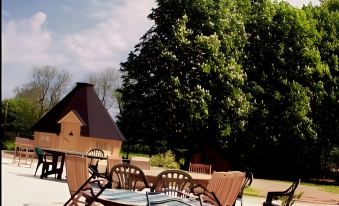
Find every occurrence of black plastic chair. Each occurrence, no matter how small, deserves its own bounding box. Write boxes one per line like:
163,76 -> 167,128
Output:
234,171 -> 253,206
263,179 -> 301,206
87,149 -> 105,178
34,147 -> 53,177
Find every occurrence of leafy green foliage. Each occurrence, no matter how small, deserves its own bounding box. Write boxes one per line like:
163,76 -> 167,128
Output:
150,150 -> 180,169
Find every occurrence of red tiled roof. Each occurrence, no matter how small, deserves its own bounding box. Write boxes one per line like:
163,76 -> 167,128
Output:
32,82 -> 125,141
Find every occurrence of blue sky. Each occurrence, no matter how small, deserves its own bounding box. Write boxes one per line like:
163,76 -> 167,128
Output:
2,0 -> 320,100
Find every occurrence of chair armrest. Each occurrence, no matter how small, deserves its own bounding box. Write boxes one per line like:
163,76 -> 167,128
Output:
190,185 -> 221,206
264,191 -> 289,204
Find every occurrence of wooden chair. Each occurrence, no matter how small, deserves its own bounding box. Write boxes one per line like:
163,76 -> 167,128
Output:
263,179 -> 301,206
147,170 -> 197,205
191,171 -> 246,206
12,137 -> 35,167
151,170 -> 194,196
87,148 -> 105,178
64,154 -> 108,206
235,171 -> 253,206
189,163 -> 212,174
130,156 -> 151,170
107,156 -> 123,169
107,163 -> 150,191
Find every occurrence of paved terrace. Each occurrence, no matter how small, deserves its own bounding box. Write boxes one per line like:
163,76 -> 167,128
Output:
1,152 -> 338,206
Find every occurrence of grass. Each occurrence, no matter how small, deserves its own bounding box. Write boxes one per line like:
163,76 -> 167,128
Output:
243,187 -> 261,197
302,182 -> 339,194
4,140 -> 15,150
120,151 -> 150,159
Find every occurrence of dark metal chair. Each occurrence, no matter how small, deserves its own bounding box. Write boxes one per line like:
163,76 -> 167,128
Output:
263,179 -> 301,206
107,163 -> 150,191
235,171 -> 253,206
34,147 -> 54,178
87,148 -> 105,178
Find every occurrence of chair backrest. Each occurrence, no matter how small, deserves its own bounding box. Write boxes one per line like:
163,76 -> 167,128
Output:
12,137 -> 35,166
263,179 -> 300,206
87,149 -> 105,166
207,171 -> 245,206
65,154 -> 89,195
189,163 -> 212,174
107,156 -> 123,169
152,170 -> 194,195
130,156 -> 151,170
238,171 -> 253,198
107,163 -> 149,191
283,179 -> 301,206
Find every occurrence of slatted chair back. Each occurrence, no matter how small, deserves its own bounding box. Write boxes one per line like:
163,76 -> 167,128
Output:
130,156 -> 151,170
107,163 -> 149,191
107,156 -> 123,169
12,137 -> 35,167
65,154 -> 110,206
189,163 -> 212,174
87,149 -> 105,176
152,170 -> 194,196
207,171 -> 245,206
65,155 -> 89,196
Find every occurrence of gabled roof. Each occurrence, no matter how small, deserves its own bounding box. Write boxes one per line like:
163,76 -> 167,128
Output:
32,82 -> 126,141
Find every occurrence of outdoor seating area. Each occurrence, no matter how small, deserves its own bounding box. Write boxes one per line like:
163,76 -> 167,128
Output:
3,151 -> 339,206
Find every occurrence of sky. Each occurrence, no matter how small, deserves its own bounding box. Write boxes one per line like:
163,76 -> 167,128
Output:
2,0 -> 320,100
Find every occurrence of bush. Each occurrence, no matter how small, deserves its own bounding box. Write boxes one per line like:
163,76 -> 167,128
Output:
150,150 -> 180,169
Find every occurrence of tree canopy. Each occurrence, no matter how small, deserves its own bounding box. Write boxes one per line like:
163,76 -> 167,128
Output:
118,0 -> 339,178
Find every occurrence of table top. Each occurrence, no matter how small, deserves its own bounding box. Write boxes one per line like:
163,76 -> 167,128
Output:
95,189 -> 209,206
40,147 -> 86,156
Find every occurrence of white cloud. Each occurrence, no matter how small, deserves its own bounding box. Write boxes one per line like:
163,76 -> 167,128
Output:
2,12 -> 61,65
64,0 -> 155,71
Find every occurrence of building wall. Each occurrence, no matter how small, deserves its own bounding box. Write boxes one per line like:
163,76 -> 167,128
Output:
34,131 -> 122,156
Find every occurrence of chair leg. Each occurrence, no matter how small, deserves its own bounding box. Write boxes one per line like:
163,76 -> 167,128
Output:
35,161 -> 42,176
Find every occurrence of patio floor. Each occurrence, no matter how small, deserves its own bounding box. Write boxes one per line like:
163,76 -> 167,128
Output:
1,152 -> 337,206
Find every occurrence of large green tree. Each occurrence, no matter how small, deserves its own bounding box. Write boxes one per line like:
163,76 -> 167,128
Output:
118,0 -> 251,162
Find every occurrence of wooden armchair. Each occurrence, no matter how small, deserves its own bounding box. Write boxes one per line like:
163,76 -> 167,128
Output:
151,170 -> 194,196
64,154 -> 108,206
263,179 -> 300,206
190,171 -> 245,206
189,163 -> 212,174
107,163 -> 150,191
12,137 -> 35,167
130,156 -> 151,170
147,170 -> 196,205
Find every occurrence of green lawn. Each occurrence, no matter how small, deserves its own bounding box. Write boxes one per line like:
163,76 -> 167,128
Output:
302,182 -> 339,194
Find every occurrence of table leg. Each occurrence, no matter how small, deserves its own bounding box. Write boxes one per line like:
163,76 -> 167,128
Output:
57,153 -> 65,180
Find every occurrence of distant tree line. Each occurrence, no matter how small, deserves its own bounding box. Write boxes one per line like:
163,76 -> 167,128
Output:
1,66 -> 120,149
117,0 -> 339,179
